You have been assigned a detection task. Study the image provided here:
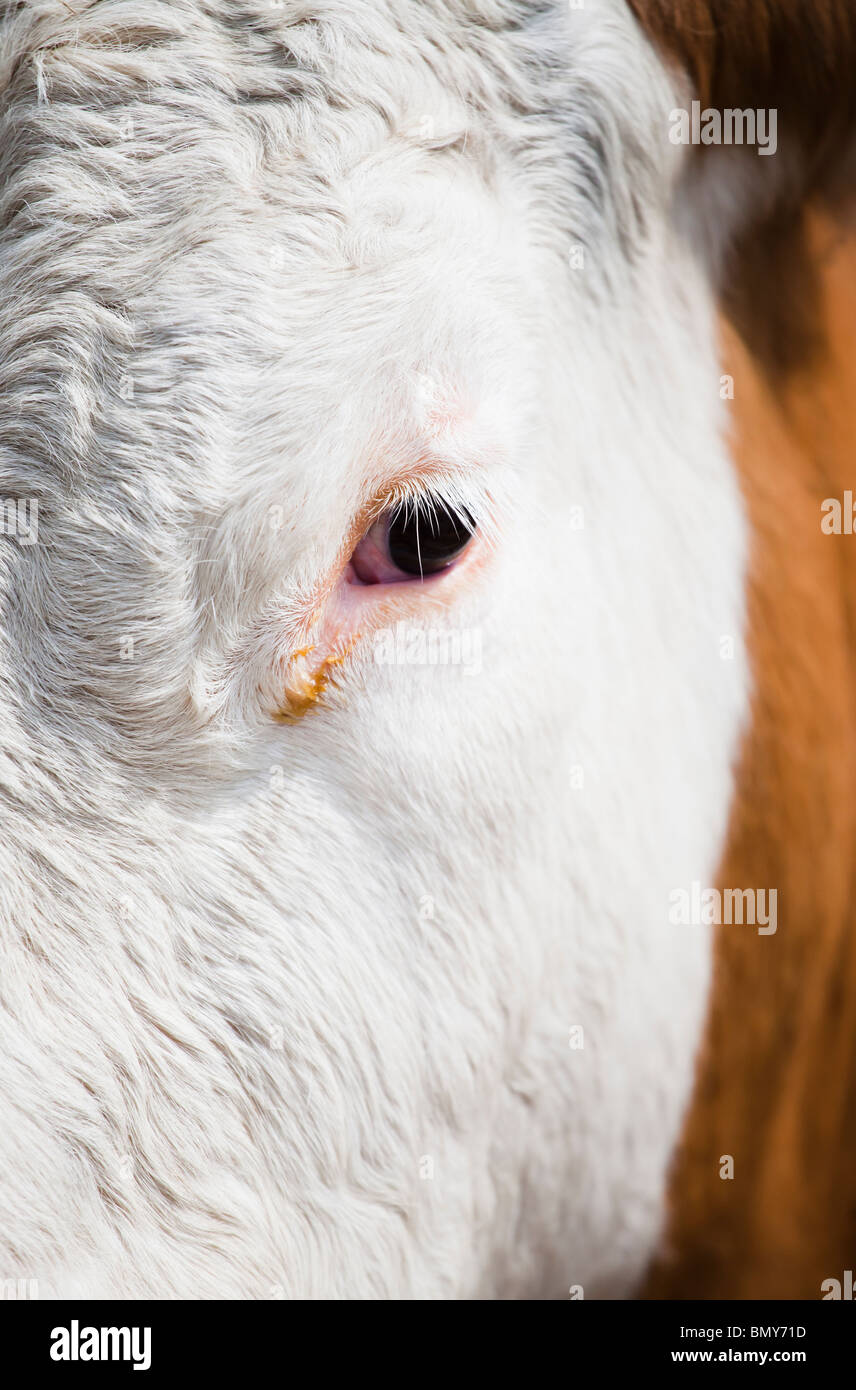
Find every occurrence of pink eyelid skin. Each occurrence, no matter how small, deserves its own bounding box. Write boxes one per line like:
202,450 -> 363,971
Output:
346,515 -> 406,586
273,503 -> 485,722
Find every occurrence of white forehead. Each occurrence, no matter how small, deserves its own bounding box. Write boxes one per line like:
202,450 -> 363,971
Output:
0,0 -> 680,504
0,3 -> 544,479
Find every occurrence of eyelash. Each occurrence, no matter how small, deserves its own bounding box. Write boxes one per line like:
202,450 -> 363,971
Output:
370,474 -> 491,545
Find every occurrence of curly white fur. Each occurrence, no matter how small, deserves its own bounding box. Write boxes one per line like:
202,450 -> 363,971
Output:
0,0 -> 748,1298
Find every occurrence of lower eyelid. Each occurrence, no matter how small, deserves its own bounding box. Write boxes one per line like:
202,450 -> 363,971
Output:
272,524 -> 487,720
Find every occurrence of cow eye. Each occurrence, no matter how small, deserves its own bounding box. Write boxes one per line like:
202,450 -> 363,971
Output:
388,500 -> 475,575
348,497 -> 477,585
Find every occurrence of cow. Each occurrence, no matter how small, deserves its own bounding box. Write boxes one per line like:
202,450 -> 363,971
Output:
0,0 -> 853,1299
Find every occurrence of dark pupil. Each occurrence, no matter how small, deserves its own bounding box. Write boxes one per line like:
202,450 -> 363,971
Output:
387,501 -> 475,576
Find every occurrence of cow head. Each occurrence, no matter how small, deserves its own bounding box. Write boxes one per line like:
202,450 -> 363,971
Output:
2,0 -> 847,1298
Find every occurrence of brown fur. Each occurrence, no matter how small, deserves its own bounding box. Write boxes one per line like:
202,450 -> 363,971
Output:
627,0 -> 856,162
628,1 -> 856,372
625,3 -> 856,1296
645,219 -> 856,1299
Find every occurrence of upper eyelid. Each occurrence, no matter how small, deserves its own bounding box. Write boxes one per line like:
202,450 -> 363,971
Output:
364,467 -> 488,533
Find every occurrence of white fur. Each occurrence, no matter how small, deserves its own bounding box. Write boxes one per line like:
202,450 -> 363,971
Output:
0,0 -> 748,1298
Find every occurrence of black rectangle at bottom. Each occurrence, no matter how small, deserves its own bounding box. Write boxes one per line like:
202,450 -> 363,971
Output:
1,1298 -> 849,1377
